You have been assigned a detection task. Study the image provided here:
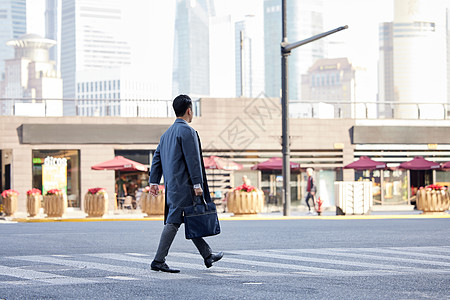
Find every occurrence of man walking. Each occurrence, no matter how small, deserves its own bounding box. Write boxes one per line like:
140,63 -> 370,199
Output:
149,94 -> 223,273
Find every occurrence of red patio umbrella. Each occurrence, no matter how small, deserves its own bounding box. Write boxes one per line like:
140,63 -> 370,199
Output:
441,161 -> 450,169
343,156 -> 387,170
203,156 -> 243,171
251,157 -> 300,171
91,156 -> 147,172
399,156 -> 440,170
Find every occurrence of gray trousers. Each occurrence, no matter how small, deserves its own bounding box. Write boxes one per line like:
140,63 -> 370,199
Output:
154,223 -> 212,262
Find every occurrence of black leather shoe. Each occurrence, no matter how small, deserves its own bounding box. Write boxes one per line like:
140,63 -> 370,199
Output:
151,260 -> 180,273
204,252 -> 224,268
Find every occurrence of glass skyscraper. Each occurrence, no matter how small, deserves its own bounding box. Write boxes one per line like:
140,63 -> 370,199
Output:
378,0 -> 449,118
0,0 -> 26,80
263,0 -> 323,101
172,0 -> 214,98
235,15 -> 265,98
45,0 -> 59,71
60,0 -> 131,115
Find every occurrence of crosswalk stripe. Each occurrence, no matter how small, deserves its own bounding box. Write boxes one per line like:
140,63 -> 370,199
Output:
279,248 -> 450,268
87,253 -> 284,277
2,245 -> 449,286
0,265 -> 94,284
6,255 -> 197,280
393,246 -> 450,254
169,252 -> 407,277
333,247 -> 450,262
227,250 -> 450,275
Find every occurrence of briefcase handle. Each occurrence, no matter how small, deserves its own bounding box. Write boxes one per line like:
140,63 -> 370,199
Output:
194,195 -> 207,206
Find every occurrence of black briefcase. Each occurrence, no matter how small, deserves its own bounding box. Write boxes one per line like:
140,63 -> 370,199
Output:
183,195 -> 221,239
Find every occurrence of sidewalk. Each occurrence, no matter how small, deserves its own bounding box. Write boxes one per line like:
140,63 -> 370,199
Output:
2,206 -> 449,223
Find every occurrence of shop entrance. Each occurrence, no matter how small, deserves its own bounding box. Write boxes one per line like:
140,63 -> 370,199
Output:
5,164 -> 11,190
410,170 -> 433,189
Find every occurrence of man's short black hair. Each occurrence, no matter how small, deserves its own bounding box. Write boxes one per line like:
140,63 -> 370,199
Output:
172,94 -> 192,117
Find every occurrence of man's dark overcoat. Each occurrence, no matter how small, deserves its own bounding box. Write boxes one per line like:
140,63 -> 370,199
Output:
149,119 -> 211,224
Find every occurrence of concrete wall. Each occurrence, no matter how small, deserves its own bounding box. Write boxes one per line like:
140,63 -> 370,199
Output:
0,97 -> 361,213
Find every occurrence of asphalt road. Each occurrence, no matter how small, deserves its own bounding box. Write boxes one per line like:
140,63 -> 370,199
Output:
0,218 -> 449,299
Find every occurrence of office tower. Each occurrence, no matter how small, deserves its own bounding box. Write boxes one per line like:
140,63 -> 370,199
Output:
172,0 -> 214,98
0,0 -> 26,80
45,0 -> 60,71
264,0 -> 323,101
300,57 -> 371,118
0,34 -> 63,116
379,0 -> 449,118
209,14 -> 235,97
235,14 -> 265,98
60,0 -> 131,115
378,22 -> 394,118
76,68 -> 165,117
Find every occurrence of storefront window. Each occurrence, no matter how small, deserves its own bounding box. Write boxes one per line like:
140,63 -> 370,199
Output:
32,150 -> 80,208
382,170 -> 407,205
355,170 -> 381,204
436,171 -> 450,187
355,169 -> 407,205
261,172 -> 300,207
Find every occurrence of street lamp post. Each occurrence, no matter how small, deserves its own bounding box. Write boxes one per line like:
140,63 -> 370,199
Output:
281,0 -> 348,216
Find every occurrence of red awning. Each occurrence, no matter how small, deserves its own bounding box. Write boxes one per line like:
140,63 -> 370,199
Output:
91,156 -> 147,172
203,156 -> 243,171
343,156 -> 387,170
251,157 -> 300,171
399,156 -> 440,170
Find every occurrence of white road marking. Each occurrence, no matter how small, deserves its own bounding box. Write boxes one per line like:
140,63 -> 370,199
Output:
278,248 -> 450,268
0,265 -> 94,285
169,252 -> 405,277
227,250 -> 450,275
87,253 -> 283,277
332,247 -> 450,261
7,255 -> 196,280
105,276 -> 139,281
125,253 -> 151,257
1,245 -> 449,287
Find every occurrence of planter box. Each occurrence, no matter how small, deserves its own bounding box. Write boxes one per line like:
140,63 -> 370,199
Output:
84,193 -> 109,217
27,194 -> 42,217
43,194 -> 67,218
417,189 -> 450,214
141,193 -> 165,216
227,190 -> 264,215
3,195 -> 18,217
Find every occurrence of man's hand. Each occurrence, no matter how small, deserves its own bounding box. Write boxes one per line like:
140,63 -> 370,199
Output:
150,185 -> 159,197
194,187 -> 203,196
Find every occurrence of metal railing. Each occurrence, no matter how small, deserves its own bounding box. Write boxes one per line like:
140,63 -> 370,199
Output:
1,98 -> 449,120
0,98 -> 202,118
289,100 -> 450,120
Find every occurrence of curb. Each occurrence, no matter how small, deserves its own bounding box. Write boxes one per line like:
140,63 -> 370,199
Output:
7,213 -> 450,223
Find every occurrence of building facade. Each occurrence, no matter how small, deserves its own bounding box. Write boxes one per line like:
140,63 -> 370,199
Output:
45,0 -> 60,72
300,57 -> 373,119
0,34 -> 62,116
263,0 -> 324,101
0,0 -> 26,80
235,15 -> 265,98
76,68 -> 172,117
2,97 -> 450,215
172,0 -> 214,98
378,0 -> 449,119
60,0 -> 131,114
